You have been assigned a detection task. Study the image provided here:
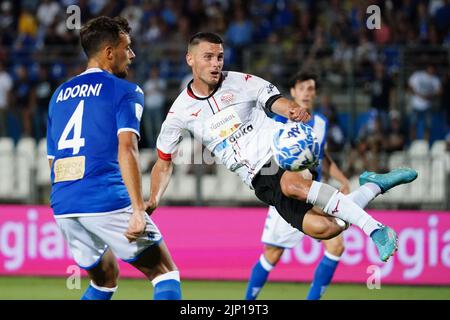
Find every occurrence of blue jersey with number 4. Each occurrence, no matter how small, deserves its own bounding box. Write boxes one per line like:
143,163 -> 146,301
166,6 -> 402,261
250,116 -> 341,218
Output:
47,68 -> 144,215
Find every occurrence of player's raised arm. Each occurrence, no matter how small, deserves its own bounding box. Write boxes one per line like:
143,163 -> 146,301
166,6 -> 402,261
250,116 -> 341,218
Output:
147,157 -> 173,214
271,97 -> 311,122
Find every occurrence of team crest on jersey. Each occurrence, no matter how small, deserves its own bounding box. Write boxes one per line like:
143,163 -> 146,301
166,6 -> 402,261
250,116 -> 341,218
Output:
220,92 -> 234,104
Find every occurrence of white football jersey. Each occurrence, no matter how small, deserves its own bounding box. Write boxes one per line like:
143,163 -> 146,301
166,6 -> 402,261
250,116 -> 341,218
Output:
157,71 -> 283,187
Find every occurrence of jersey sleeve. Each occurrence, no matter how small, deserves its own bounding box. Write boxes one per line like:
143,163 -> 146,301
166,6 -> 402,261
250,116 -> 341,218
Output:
46,92 -> 57,160
156,114 -> 183,161
243,74 -> 282,110
116,84 -> 144,139
46,113 -> 55,159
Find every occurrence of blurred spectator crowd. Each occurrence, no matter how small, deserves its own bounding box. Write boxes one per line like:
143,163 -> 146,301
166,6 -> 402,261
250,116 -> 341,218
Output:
0,0 -> 449,182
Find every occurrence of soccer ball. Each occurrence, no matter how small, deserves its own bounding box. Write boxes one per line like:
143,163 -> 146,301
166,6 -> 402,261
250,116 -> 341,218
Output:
271,122 -> 321,171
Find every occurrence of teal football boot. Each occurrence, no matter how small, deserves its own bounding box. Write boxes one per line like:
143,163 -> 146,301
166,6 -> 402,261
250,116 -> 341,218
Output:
371,226 -> 398,262
359,168 -> 418,193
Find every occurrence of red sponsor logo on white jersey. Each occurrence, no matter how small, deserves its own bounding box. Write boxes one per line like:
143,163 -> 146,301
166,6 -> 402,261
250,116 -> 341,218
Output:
191,109 -> 202,117
221,92 -> 234,104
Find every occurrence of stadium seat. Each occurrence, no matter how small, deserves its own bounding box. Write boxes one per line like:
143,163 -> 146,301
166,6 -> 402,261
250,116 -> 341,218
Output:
216,165 -> 243,201
201,173 -> 222,201
139,148 -> 157,173
429,158 -> 446,203
173,164 -> 197,201
430,140 -> 447,157
0,138 -> 15,198
409,156 -> 430,205
162,173 -> 179,201
383,151 -> 411,205
234,182 -> 259,203
15,137 -> 37,202
36,138 -> 51,187
388,151 -> 409,169
141,173 -> 151,199
408,140 -> 429,157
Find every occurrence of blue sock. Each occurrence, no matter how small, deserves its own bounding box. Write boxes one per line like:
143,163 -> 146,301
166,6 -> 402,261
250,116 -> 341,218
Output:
153,271 -> 182,300
81,281 -> 116,300
245,254 -> 273,300
306,252 -> 340,300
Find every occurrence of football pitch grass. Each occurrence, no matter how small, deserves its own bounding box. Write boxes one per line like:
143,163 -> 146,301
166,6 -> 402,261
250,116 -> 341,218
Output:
0,276 -> 449,300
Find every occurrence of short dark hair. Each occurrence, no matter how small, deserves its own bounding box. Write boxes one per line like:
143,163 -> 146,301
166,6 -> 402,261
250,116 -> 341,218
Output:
80,16 -> 131,57
289,71 -> 319,89
188,32 -> 223,49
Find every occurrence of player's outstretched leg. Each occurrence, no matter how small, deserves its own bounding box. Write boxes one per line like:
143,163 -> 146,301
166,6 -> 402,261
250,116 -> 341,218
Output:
347,168 -> 418,209
304,169 -> 418,298
281,169 -> 417,262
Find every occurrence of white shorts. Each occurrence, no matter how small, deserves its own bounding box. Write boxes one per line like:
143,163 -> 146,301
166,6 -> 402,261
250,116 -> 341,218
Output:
261,206 -> 304,248
55,209 -> 162,269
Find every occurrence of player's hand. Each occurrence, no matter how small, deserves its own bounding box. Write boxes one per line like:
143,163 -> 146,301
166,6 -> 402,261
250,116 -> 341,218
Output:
288,102 -> 311,122
340,183 -> 350,195
145,200 -> 157,216
124,210 -> 147,243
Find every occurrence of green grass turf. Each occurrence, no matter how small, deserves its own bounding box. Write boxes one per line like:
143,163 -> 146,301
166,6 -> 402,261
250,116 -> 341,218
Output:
0,276 -> 449,300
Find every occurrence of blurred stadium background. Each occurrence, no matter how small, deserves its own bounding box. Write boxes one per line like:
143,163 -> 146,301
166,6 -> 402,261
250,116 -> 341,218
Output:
0,0 -> 450,300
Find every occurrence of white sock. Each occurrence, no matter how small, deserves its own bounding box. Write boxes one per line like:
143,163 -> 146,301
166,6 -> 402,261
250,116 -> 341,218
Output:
347,183 -> 381,209
90,280 -> 118,292
151,271 -> 180,287
307,181 -> 383,237
259,254 -> 274,272
324,250 -> 341,262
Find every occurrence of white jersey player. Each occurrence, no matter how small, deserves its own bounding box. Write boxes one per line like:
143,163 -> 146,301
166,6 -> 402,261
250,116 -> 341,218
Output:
148,32 -> 417,265
157,69 -> 283,187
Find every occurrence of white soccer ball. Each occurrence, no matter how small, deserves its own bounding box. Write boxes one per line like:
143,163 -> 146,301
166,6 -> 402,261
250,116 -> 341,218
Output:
271,122 -> 321,171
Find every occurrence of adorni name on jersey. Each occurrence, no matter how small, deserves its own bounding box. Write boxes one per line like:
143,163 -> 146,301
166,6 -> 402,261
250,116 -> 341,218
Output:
56,83 -> 103,103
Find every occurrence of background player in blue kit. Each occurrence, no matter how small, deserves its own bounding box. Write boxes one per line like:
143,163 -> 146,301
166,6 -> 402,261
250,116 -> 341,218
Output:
46,16 -> 181,300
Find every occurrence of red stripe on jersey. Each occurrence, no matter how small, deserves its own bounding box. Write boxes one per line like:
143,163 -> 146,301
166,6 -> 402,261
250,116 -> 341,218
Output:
187,87 -> 197,99
212,96 -> 221,112
157,149 -> 172,161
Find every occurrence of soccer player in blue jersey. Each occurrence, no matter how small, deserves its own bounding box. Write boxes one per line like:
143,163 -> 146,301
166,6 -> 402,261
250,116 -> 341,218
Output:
46,16 -> 181,300
245,72 -> 351,300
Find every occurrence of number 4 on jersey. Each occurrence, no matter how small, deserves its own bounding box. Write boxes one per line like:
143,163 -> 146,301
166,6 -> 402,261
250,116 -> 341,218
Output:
58,100 -> 85,155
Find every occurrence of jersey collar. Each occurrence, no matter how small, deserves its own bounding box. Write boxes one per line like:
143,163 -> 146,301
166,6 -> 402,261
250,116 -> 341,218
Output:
186,73 -> 223,100
78,67 -> 104,76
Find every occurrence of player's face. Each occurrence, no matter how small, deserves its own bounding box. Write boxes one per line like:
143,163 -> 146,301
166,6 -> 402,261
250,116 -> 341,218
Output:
111,33 -> 135,78
290,79 -> 317,110
187,41 -> 224,87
